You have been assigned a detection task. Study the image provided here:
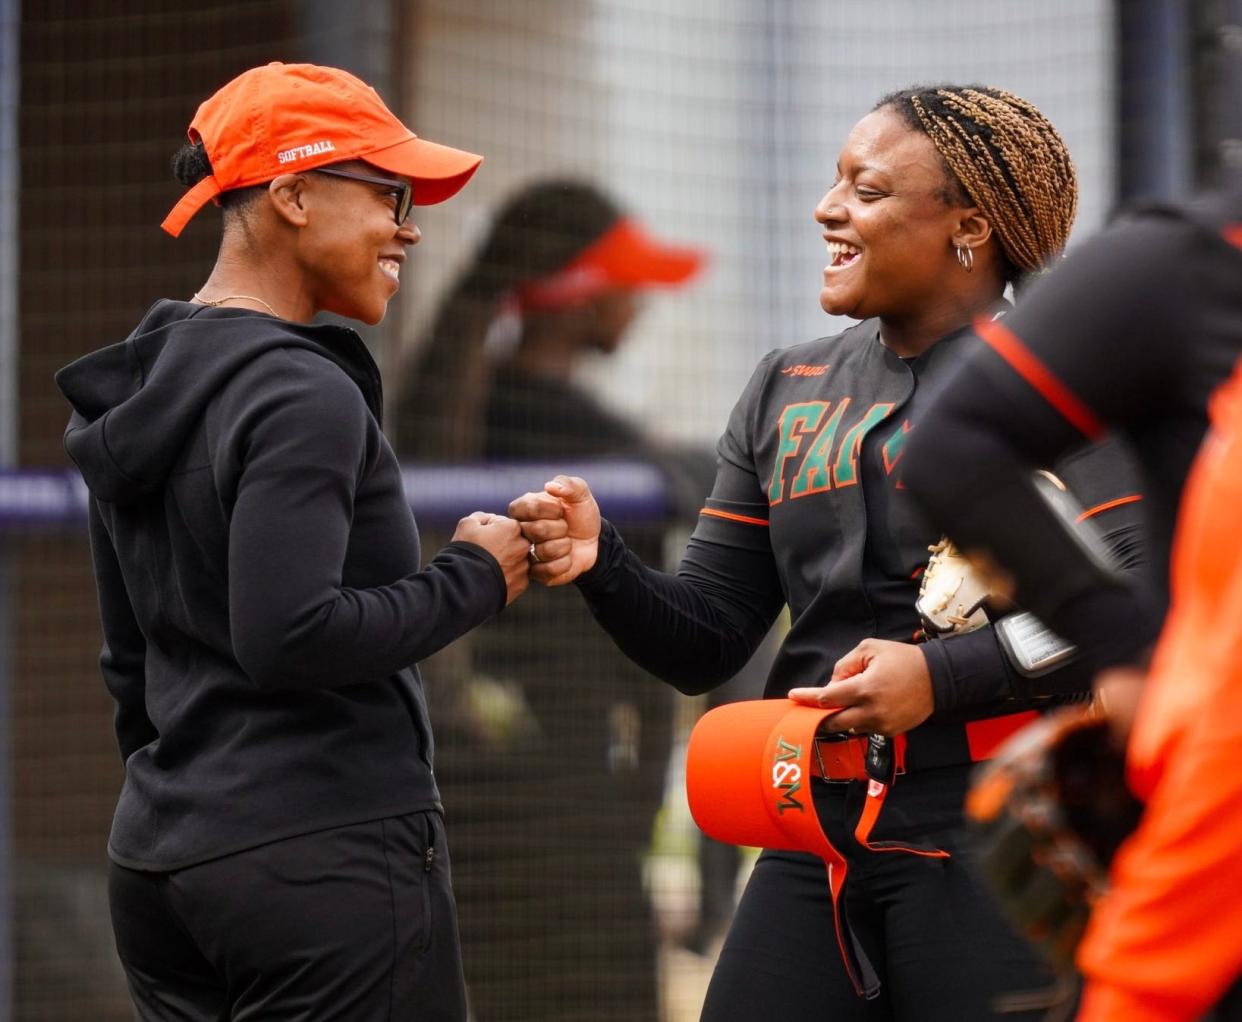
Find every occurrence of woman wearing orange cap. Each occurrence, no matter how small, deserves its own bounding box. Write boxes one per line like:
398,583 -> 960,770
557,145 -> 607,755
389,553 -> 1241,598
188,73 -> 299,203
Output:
54,63 -> 530,1021
396,179 -> 712,1021
509,86 -> 1148,1019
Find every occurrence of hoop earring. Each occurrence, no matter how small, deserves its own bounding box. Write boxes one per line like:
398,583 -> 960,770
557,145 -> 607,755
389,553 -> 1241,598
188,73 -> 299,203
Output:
955,244 -> 974,272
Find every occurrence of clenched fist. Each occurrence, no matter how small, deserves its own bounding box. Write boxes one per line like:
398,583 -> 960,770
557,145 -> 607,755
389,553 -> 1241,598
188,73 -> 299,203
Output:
451,512 -> 530,605
508,475 -> 601,586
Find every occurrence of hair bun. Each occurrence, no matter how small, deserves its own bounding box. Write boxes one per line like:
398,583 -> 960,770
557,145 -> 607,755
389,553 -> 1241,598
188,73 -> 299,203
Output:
172,141 -> 213,187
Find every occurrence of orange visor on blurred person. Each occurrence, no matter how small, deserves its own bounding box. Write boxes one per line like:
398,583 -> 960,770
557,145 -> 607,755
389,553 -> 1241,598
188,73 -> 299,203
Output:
514,218 -> 706,311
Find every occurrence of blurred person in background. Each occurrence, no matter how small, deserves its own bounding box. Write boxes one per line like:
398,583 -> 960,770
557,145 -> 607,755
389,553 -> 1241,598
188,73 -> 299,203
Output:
510,86 -> 1149,1020
902,180 -> 1242,1020
394,179 -> 717,1021
53,62 -> 531,1022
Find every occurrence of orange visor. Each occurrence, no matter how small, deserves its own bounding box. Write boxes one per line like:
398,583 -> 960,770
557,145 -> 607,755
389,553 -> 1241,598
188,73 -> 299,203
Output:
514,217 -> 705,311
686,698 -> 845,857
686,698 -> 889,998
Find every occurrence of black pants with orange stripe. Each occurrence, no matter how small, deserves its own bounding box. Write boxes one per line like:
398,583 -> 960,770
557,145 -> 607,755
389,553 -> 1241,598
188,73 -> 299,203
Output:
700,765 -> 1067,1022
108,810 -> 466,1022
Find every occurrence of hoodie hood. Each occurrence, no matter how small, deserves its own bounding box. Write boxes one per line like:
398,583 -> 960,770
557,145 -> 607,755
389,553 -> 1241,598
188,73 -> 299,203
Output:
55,300 -> 383,504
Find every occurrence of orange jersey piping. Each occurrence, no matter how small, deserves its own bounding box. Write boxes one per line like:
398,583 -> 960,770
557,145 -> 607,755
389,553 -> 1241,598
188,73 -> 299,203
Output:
975,318 -> 1104,439
699,507 -> 770,527
1076,494 -> 1143,523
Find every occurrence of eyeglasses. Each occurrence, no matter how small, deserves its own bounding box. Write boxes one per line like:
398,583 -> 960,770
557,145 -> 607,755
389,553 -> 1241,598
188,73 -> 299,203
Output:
313,167 -> 414,226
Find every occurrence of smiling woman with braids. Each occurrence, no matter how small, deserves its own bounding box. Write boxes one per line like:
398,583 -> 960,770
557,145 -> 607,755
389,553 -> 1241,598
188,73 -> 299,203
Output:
508,86 -> 1148,1019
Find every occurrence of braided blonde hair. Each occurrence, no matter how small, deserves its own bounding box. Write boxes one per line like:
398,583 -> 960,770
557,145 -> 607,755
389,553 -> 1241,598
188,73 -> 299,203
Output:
877,85 -> 1077,281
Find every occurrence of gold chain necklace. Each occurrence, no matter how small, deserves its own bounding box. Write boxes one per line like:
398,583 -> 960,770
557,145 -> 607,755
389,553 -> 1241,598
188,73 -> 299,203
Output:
192,291 -> 279,317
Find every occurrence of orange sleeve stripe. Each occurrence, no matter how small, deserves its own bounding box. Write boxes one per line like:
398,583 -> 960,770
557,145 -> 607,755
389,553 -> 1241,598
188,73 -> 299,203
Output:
1223,223 -> 1242,250
975,318 -> 1104,439
1076,494 -> 1143,523
699,507 -> 770,527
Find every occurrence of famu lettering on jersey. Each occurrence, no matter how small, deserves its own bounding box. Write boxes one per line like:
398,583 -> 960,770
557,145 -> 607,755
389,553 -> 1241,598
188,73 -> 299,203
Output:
769,401 -> 908,503
772,736 -> 804,814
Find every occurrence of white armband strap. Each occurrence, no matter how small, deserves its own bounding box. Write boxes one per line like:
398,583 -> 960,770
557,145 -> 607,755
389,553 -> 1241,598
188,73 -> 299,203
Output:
995,611 -> 1078,677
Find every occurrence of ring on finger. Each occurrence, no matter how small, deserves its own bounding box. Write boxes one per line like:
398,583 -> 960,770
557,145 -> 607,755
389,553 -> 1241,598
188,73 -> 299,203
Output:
528,542 -> 541,564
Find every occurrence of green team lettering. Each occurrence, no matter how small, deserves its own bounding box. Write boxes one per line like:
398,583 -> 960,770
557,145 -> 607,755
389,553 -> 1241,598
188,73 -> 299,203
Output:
768,402 -> 829,504
832,403 -> 896,487
790,399 -> 850,497
772,736 -> 804,813
881,420 -> 911,476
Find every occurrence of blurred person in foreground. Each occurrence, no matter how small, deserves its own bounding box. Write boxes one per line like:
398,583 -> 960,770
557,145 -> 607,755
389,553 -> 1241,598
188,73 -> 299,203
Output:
902,181 -> 1242,1019
509,86 -> 1147,1019
395,179 -> 715,1021
53,62 -> 531,1021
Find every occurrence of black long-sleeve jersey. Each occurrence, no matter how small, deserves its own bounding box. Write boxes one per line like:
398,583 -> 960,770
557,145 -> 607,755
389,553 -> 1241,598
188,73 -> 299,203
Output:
904,189 -> 1242,677
576,319 -> 1145,771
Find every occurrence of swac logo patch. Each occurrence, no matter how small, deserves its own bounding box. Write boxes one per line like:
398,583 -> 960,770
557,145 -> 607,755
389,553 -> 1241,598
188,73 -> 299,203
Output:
780,364 -> 831,377
772,736 -> 804,814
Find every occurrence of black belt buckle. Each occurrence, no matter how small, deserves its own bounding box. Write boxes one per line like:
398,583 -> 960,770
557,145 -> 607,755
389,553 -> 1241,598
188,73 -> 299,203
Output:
865,734 -> 897,785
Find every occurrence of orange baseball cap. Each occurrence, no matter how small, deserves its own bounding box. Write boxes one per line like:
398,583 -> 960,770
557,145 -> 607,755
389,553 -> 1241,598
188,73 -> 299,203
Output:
161,62 -> 483,237
686,698 -> 845,857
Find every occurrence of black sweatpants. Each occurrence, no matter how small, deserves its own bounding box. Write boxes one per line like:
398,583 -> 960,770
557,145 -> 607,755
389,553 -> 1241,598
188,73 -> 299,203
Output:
108,810 -> 466,1022
701,765 -> 1068,1022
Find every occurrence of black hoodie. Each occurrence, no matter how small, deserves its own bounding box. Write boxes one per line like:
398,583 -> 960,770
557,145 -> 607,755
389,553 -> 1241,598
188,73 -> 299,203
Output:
56,300 -> 506,871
